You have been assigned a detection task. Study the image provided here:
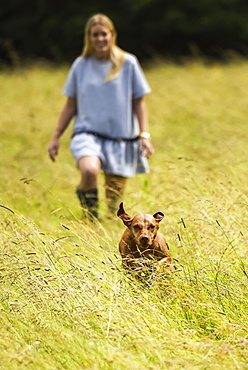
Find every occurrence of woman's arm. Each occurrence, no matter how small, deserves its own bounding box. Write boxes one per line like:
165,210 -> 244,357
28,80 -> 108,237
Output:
133,97 -> 154,158
48,97 -> 77,161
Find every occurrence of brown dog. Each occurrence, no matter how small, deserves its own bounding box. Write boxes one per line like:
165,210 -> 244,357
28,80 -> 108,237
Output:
117,203 -> 174,271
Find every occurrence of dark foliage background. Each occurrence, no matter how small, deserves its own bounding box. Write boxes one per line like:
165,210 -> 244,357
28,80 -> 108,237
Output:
1,0 -> 248,64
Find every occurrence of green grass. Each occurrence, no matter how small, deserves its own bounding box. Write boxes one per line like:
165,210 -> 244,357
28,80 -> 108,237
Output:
1,58 -> 248,369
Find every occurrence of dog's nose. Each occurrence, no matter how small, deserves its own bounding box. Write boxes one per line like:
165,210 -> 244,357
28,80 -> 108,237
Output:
140,235 -> 149,243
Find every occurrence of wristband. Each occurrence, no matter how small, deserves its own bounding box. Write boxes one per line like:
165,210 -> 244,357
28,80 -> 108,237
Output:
139,132 -> 151,139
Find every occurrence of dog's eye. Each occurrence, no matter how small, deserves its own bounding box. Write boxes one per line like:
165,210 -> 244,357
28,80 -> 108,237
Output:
133,225 -> 141,230
149,225 -> 155,230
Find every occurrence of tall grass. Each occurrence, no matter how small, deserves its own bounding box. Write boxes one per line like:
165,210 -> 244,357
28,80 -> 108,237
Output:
1,59 -> 248,369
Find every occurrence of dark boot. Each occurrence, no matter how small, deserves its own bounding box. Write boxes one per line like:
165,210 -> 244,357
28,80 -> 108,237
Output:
76,188 -> 99,220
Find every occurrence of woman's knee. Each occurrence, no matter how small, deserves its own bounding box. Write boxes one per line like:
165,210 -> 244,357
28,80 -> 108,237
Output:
78,156 -> 101,177
78,157 -> 101,189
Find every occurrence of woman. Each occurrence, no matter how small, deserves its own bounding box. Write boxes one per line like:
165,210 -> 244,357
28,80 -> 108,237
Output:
48,13 -> 153,220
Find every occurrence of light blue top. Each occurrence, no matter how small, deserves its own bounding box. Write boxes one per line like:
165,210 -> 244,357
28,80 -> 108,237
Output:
63,53 -> 151,138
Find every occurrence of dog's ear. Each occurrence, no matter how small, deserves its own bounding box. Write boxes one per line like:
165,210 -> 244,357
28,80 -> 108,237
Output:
117,202 -> 133,227
153,212 -> 164,223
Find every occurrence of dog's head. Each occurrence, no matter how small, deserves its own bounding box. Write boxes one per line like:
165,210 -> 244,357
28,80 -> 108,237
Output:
117,202 -> 164,249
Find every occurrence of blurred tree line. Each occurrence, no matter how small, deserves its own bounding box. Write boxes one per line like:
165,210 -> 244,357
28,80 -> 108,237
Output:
1,0 -> 248,65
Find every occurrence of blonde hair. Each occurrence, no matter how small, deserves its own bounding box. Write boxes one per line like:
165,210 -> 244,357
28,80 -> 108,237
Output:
82,14 -> 125,82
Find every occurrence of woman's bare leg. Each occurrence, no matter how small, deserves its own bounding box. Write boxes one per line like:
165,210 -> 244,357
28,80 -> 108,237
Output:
76,156 -> 101,219
105,174 -> 127,215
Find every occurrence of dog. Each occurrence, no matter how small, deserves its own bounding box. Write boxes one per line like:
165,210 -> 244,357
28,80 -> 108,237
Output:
117,203 -> 174,271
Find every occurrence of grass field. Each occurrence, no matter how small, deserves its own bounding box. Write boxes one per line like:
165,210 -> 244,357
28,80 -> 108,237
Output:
1,58 -> 248,369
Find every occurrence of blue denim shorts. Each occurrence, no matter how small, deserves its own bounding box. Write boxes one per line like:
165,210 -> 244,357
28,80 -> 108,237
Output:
70,133 -> 149,178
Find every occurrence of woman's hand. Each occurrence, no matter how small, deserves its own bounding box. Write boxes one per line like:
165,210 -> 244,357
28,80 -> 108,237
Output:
141,137 -> 154,158
48,137 -> 59,162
